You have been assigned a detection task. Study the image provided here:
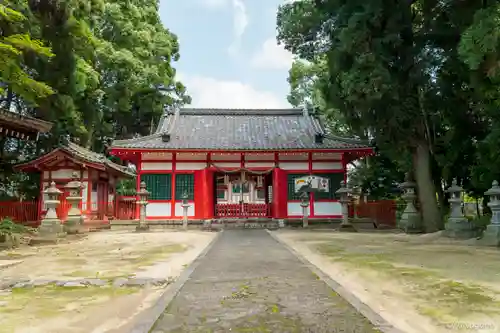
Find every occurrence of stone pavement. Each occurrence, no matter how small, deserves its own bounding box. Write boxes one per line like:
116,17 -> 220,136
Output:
151,230 -> 377,333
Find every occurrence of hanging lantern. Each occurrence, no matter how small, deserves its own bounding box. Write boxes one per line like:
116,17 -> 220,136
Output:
257,175 -> 263,188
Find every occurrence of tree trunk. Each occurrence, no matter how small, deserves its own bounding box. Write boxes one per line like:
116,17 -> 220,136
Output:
413,141 -> 441,232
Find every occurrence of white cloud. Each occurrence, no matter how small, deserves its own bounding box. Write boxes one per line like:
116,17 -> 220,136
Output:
198,0 -> 248,57
178,73 -> 290,109
251,37 -> 294,70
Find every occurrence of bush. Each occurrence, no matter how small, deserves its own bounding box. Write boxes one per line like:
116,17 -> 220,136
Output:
0,218 -> 36,237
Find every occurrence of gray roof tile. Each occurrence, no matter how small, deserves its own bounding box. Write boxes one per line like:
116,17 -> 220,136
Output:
111,108 -> 370,151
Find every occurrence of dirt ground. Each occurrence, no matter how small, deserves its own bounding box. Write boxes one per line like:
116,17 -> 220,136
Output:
0,230 -> 215,333
272,230 -> 500,333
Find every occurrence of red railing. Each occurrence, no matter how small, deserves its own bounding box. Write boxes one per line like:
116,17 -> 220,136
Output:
352,200 -> 397,227
215,203 -> 270,218
0,201 -> 38,224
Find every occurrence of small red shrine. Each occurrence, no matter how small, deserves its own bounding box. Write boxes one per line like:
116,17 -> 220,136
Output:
109,108 -> 373,220
15,142 -> 134,221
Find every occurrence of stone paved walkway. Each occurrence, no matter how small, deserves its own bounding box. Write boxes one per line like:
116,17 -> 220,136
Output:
152,230 -> 377,333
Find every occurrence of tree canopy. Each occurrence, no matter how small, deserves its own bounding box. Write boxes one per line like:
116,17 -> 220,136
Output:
277,0 -> 500,231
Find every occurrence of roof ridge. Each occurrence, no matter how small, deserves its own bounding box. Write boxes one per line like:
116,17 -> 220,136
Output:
324,134 -> 369,145
168,108 -> 305,116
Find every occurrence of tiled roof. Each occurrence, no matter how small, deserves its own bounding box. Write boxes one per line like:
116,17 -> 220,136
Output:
0,108 -> 53,138
111,108 -> 370,151
15,142 -> 135,177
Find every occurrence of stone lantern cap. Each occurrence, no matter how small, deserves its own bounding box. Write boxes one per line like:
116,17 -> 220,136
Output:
485,180 -> 500,197
399,172 -> 416,189
65,171 -> 82,190
44,181 -> 62,195
137,181 -> 149,195
335,181 -> 352,196
445,179 -> 463,194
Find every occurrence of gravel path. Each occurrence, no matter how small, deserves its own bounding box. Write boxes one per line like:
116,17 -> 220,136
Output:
152,230 -> 377,333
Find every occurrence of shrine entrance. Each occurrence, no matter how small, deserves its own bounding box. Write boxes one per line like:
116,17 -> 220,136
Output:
214,171 -> 272,218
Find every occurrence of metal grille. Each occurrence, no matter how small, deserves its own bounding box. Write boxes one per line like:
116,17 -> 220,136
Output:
141,174 -> 172,200
175,174 -> 195,200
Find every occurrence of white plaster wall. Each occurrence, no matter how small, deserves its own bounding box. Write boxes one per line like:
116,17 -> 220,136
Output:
211,154 -> 240,161
312,162 -> 343,170
287,202 -> 310,216
146,202 -> 172,217
91,191 -> 97,211
279,153 -> 308,160
176,162 -> 206,170
176,152 -> 207,160
279,162 -> 308,170
142,152 -> 172,160
141,162 -> 172,171
174,202 -> 195,217
313,202 -> 342,216
43,170 -> 88,178
82,185 -> 88,204
244,154 -> 274,161
212,162 -> 240,168
312,152 -> 342,160
244,162 -> 275,168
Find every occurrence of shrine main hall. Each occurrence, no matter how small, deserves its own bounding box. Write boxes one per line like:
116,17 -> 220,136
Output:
109,108 -> 372,221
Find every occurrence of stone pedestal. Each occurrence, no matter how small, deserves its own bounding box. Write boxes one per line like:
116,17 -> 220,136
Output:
64,172 -> 84,234
136,182 -> 150,232
443,179 -> 478,239
336,181 -> 357,232
181,192 -> 190,231
36,182 -> 65,242
477,181 -> 500,247
300,192 -> 309,228
398,173 -> 423,233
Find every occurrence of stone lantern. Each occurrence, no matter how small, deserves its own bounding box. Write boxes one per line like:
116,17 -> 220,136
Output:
136,181 -> 150,232
398,172 -> 423,233
299,191 -> 310,228
181,192 -> 190,231
64,172 -> 84,234
336,181 -> 356,232
38,182 -> 64,239
477,180 -> 500,246
444,179 -> 476,239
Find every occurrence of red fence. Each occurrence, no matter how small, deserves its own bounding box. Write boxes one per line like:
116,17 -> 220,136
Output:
215,203 -> 270,218
0,201 -> 38,225
352,200 -> 397,227
1,198 -> 137,225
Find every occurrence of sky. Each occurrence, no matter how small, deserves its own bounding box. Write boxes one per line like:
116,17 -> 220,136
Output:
159,0 -> 294,109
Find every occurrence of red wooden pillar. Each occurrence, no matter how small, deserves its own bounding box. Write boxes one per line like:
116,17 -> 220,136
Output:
204,168 -> 215,219
135,153 -> 142,220
272,168 -> 287,219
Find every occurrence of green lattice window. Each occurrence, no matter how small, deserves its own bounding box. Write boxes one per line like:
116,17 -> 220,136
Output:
314,173 -> 344,201
287,174 -> 308,200
216,189 -> 226,199
141,174 -> 172,200
175,174 -> 195,200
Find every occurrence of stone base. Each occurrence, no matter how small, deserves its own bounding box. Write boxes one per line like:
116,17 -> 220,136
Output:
399,213 -> 424,234
476,224 -> 500,247
443,218 -> 479,239
337,223 -> 358,232
135,224 -> 150,232
64,216 -> 85,234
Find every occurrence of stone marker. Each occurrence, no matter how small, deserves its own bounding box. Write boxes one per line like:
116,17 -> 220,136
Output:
336,181 -> 357,232
181,192 -> 190,231
37,182 -> 65,241
477,180 -> 500,247
443,179 -> 478,239
136,181 -> 150,232
398,173 -> 423,233
299,191 -> 309,228
64,172 -> 84,234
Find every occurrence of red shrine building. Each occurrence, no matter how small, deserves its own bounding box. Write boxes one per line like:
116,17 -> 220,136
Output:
109,108 -> 373,221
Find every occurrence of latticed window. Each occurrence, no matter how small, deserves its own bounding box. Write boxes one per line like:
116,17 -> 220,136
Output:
175,174 -> 195,200
287,174 -> 308,200
314,173 -> 344,201
141,174 -> 172,200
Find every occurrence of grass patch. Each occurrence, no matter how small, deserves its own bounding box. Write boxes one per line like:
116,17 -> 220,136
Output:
314,241 -> 500,325
0,284 -> 140,323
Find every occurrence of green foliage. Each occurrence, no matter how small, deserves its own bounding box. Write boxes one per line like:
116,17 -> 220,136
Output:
0,218 -> 35,237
